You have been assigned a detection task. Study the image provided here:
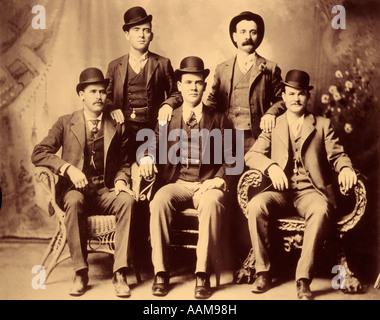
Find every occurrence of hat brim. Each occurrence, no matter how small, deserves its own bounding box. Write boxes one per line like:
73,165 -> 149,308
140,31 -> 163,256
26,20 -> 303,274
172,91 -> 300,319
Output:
282,81 -> 314,91
122,15 -> 152,32
229,12 -> 264,48
76,79 -> 110,95
174,69 -> 210,81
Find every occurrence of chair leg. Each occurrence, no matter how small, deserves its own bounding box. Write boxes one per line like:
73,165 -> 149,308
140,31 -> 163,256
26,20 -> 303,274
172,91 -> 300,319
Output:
42,224 -> 68,282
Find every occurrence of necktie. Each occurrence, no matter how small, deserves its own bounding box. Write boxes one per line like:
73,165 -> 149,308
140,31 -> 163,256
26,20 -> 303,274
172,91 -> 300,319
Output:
186,111 -> 197,128
90,120 -> 99,135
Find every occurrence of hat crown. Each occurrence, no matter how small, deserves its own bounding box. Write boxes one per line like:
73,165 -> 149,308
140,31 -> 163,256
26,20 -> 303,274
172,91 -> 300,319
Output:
124,6 -> 149,24
179,56 -> 205,71
283,69 -> 313,90
79,67 -> 105,83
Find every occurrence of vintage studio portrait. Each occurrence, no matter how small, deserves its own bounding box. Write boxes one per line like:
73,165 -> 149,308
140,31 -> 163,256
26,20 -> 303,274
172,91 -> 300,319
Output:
0,0 -> 379,302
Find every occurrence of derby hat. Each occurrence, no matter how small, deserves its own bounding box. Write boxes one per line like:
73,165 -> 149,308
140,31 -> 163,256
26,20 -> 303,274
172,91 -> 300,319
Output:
174,56 -> 210,81
282,69 -> 314,91
122,6 -> 152,32
229,11 -> 265,48
76,67 -> 109,95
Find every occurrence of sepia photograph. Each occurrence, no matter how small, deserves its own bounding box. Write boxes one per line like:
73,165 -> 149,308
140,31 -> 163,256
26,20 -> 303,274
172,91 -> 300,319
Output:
0,0 -> 379,306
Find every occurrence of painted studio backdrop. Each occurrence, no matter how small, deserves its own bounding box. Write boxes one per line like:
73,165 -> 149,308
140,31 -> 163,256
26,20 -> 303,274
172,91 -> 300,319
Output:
0,0 -> 379,273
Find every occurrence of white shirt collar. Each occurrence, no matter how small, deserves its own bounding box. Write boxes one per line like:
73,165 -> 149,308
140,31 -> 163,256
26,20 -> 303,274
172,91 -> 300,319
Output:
236,51 -> 257,74
182,102 -> 203,123
286,111 -> 305,137
84,111 -> 102,129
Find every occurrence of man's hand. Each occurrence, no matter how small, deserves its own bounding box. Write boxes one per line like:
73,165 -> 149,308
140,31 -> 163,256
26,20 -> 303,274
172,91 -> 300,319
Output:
195,177 -> 226,197
267,164 -> 288,191
158,104 -> 173,123
110,109 -> 125,124
66,166 -> 88,190
114,180 -> 134,197
139,156 -> 158,181
338,167 -> 357,191
260,114 -> 276,133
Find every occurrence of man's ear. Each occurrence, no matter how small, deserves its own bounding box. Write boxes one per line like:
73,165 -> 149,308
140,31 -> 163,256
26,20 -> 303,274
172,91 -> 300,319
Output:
203,82 -> 207,92
124,31 -> 130,41
79,91 -> 85,101
150,32 -> 154,42
232,32 -> 237,43
177,80 -> 182,93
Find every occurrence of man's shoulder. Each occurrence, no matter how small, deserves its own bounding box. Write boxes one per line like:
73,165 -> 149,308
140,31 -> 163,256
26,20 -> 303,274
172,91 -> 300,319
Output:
149,52 -> 171,64
256,53 -> 278,70
107,54 -> 129,67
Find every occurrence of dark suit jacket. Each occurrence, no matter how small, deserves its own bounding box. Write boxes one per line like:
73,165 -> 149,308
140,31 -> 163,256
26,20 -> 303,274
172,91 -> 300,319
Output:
31,110 -> 132,202
149,105 -> 230,186
244,111 -> 354,205
105,51 -> 182,126
164,53 -> 285,138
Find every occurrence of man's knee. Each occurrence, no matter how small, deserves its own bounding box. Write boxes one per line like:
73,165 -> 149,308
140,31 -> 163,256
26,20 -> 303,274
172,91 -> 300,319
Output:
63,190 -> 85,211
305,201 -> 329,222
113,192 -> 135,212
198,189 -> 225,214
247,196 -> 270,222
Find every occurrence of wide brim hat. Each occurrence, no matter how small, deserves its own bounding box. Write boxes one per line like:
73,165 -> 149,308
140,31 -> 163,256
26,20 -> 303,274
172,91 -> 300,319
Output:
229,11 -> 265,48
174,56 -> 210,81
282,69 -> 314,91
122,6 -> 152,32
76,67 -> 109,95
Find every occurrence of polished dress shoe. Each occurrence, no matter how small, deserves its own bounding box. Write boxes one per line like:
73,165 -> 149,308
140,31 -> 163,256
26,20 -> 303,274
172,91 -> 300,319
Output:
194,272 -> 212,299
296,278 -> 313,300
152,272 -> 170,297
113,270 -> 131,298
69,270 -> 89,296
251,272 -> 271,294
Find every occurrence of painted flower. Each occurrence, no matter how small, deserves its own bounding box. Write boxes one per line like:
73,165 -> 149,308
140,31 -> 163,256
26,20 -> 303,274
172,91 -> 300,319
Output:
329,85 -> 338,94
333,92 -> 342,101
321,94 -> 329,104
344,123 -> 353,134
335,70 -> 343,79
345,80 -> 353,89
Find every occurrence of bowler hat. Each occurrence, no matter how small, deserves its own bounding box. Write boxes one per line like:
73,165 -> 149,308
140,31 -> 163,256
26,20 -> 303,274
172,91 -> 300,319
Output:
122,6 -> 152,32
76,67 -> 109,95
174,56 -> 210,81
282,70 -> 314,91
229,11 -> 265,48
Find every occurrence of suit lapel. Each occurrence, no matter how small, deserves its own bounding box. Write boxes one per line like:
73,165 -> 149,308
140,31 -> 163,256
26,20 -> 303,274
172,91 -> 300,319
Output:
70,110 -> 86,151
146,53 -> 159,87
117,54 -> 129,83
103,114 -> 116,161
300,112 -> 316,152
274,114 -> 289,166
222,57 -> 235,101
249,54 -> 265,87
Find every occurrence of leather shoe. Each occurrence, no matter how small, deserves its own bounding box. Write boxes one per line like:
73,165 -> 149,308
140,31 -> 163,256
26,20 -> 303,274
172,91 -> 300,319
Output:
251,272 -> 271,294
152,272 -> 170,297
296,278 -> 313,300
69,270 -> 88,296
113,270 -> 131,298
194,272 -> 212,299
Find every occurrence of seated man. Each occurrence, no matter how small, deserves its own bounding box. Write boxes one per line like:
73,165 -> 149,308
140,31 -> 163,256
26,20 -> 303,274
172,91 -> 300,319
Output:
244,69 -> 357,300
31,68 -> 135,298
140,56 -> 229,299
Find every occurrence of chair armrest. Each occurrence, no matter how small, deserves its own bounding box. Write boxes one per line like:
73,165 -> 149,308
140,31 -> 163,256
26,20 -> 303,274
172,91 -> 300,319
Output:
237,169 -> 265,218
337,177 -> 367,234
33,166 -> 65,221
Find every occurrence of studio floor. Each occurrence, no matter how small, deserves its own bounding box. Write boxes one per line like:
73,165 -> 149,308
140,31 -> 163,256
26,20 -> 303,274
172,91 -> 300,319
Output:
0,240 -> 379,301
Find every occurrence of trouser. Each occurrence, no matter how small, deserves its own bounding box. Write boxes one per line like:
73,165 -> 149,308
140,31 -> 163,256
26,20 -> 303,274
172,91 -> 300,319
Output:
149,180 -> 226,275
247,187 -> 330,281
63,186 -> 135,273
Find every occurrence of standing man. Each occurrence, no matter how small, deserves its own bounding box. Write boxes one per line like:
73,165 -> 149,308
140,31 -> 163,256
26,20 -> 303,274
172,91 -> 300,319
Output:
32,68 -> 135,298
105,6 -> 181,163
245,70 -> 357,300
140,57 -> 229,299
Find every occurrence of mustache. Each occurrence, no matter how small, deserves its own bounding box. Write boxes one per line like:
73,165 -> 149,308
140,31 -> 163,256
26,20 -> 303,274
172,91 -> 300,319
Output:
94,100 -> 104,105
242,39 -> 255,46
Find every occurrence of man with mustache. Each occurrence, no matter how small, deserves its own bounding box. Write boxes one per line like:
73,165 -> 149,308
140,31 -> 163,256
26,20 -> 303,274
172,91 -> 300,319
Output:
31,68 -> 136,298
244,70 -> 357,299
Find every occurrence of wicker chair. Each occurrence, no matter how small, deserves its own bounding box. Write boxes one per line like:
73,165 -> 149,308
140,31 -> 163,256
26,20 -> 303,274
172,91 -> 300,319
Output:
34,164 -> 154,282
234,169 -> 367,293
